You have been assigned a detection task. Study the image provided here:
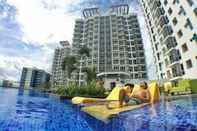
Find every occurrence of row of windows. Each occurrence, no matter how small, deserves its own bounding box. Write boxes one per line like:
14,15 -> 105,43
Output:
164,0 -> 194,7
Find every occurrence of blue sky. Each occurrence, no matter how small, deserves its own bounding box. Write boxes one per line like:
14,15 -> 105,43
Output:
0,0 -> 156,81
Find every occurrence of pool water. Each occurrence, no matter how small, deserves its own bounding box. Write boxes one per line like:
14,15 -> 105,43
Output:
0,87 -> 197,131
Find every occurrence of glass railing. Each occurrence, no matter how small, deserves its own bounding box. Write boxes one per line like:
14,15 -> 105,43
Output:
153,7 -> 165,20
165,36 -> 177,50
161,25 -> 173,38
169,50 -> 181,64
156,15 -> 169,28
171,64 -> 184,77
150,0 -> 161,11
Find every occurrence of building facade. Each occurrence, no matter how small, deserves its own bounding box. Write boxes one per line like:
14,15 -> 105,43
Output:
51,41 -> 71,87
20,67 -> 50,89
0,80 -> 19,88
2,80 -> 13,88
139,0 -> 197,81
72,4 -> 147,87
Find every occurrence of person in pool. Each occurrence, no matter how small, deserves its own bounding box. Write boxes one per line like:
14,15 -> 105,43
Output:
119,82 -> 151,107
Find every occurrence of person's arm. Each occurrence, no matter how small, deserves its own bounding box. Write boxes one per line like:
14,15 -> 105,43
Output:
144,90 -> 151,102
118,89 -> 126,107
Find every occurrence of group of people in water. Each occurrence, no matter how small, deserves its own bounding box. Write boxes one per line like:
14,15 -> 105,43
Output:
118,81 -> 151,107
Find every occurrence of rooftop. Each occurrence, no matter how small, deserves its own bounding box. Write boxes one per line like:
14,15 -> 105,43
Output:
82,4 -> 129,18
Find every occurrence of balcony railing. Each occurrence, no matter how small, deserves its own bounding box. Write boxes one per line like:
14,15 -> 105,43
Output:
164,36 -> 177,50
153,7 -> 165,19
169,50 -> 181,64
156,15 -> 169,28
150,0 -> 161,11
161,25 -> 173,38
171,64 -> 184,78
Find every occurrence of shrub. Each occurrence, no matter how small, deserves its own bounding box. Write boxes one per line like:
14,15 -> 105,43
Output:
54,81 -> 106,98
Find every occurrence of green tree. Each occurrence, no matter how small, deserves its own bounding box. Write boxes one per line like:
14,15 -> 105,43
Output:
38,82 -> 51,91
62,55 -> 77,84
78,45 -> 90,57
78,45 -> 90,85
83,67 -> 97,83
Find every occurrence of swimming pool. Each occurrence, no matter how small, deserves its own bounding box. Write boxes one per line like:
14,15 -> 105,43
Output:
0,87 -> 197,131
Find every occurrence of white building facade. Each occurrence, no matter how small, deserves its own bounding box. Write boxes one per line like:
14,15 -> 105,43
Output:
72,5 -> 147,87
139,0 -> 197,81
51,41 -> 71,87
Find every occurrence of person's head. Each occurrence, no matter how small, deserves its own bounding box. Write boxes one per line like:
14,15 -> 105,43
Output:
124,83 -> 135,93
140,81 -> 148,89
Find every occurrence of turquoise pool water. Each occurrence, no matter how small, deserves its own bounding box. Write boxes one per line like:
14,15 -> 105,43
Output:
0,87 -> 197,131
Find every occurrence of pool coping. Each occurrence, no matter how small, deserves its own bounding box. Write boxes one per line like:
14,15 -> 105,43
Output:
164,93 -> 197,101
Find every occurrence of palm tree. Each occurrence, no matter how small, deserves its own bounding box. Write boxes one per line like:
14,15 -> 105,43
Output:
62,55 -> 77,85
83,67 -> 97,83
78,45 -> 90,86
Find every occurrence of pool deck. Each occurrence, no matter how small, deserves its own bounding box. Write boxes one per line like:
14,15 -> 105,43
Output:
164,93 -> 197,101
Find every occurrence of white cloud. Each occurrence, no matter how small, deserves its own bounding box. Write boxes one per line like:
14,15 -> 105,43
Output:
0,0 -> 82,81
7,0 -> 80,45
0,45 -> 53,81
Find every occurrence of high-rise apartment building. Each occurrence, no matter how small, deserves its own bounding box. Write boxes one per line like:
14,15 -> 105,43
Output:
20,67 -> 50,89
72,4 -> 147,86
139,0 -> 197,81
51,41 -> 71,87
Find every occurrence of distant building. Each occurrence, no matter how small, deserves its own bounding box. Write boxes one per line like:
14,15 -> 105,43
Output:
2,80 -> 13,88
72,4 -> 147,87
20,67 -> 51,89
51,41 -> 71,87
0,80 -> 2,87
0,80 -> 19,88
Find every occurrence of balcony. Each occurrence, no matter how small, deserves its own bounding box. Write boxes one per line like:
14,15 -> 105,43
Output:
150,0 -> 161,11
153,7 -> 165,19
156,15 -> 169,28
171,64 -> 185,78
169,49 -> 181,64
164,36 -> 177,50
161,25 -> 173,38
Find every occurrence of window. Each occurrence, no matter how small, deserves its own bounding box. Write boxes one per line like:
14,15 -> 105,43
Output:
114,66 -> 119,70
120,60 -> 125,64
113,60 -> 119,64
160,73 -> 164,79
178,6 -> 186,16
142,73 -> 147,78
181,43 -> 188,52
153,35 -> 156,42
186,59 -> 193,69
155,43 -> 158,50
168,8 -> 173,15
120,66 -> 125,71
172,17 -> 178,25
159,63 -> 162,70
135,74 -> 138,78
194,8 -> 197,17
164,0 -> 168,5
181,64 -> 185,75
184,18 -> 193,30
187,0 -> 193,6
157,53 -> 160,60
151,28 -> 154,34
190,33 -> 197,42
177,30 -> 183,38
129,60 -> 132,64
173,0 -> 179,4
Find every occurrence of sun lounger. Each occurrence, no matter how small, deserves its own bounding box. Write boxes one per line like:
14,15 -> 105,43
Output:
72,86 -> 127,105
81,82 -> 160,122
